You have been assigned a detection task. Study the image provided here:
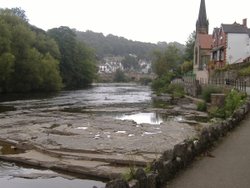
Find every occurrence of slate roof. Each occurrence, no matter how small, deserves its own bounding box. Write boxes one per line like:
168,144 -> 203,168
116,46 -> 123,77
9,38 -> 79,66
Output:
198,34 -> 212,49
222,23 -> 249,33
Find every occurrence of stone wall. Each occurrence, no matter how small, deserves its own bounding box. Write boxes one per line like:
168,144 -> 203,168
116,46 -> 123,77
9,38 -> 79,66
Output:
106,99 -> 250,188
183,80 -> 201,97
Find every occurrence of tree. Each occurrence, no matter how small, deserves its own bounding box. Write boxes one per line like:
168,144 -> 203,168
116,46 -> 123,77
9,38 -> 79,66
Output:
0,8 -> 62,93
48,26 -> 97,88
184,31 -> 195,61
181,61 -> 193,74
113,69 -> 127,82
152,44 -> 182,77
122,55 -> 139,71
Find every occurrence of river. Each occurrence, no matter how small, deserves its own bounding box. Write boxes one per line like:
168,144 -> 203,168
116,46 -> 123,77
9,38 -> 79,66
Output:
0,83 -> 202,187
0,83 -> 153,188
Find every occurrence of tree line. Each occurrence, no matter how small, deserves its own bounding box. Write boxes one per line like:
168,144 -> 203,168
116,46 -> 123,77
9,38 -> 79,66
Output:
75,30 -> 185,60
0,8 -> 97,93
151,31 -> 195,93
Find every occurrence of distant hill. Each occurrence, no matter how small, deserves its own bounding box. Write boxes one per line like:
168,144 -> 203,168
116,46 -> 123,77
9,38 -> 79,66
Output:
75,30 -> 185,60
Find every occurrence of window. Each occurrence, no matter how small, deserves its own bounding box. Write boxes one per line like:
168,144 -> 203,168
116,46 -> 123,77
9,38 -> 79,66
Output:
199,55 -> 210,70
220,50 -> 224,61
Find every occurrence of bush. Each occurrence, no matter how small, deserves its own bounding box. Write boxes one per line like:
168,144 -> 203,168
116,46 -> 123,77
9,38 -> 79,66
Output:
139,77 -> 152,85
201,85 -> 222,102
113,69 -> 127,82
151,73 -> 173,94
167,83 -> 185,98
197,101 -> 207,112
239,65 -> 250,76
208,89 -> 247,119
224,89 -> 246,117
208,106 -> 226,119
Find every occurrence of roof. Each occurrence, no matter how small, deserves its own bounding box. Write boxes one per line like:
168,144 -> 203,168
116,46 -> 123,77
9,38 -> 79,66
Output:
198,34 -> 212,49
222,23 -> 248,33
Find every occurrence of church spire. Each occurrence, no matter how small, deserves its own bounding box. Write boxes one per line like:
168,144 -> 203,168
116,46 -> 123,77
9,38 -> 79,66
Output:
196,0 -> 209,34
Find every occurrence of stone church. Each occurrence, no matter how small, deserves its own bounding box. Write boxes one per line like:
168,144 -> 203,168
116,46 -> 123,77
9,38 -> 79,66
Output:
193,0 -> 212,83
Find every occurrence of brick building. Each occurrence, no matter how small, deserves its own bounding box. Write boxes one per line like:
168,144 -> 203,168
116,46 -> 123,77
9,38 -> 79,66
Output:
211,19 -> 250,67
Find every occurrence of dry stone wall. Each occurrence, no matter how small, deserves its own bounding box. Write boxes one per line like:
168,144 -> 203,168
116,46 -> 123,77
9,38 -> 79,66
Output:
106,98 -> 250,188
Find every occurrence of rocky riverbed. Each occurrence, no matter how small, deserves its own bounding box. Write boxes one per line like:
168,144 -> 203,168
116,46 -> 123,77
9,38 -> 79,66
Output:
0,83 -> 209,183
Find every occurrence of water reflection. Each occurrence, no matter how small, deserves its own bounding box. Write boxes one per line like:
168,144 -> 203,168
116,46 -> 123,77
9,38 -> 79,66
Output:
116,112 -> 186,125
116,112 -> 163,125
0,162 -> 106,188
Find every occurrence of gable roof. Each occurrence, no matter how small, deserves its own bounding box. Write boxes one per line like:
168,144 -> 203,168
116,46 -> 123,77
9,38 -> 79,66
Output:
222,23 -> 248,33
198,34 -> 212,49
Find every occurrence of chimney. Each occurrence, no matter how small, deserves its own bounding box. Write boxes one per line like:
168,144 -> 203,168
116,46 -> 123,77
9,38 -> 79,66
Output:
243,18 -> 247,27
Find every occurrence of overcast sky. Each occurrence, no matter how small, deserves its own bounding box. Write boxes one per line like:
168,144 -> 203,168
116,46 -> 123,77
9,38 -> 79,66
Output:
1,0 -> 249,44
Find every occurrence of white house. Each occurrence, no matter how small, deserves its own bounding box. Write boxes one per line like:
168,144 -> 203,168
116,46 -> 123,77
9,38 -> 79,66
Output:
211,19 -> 250,67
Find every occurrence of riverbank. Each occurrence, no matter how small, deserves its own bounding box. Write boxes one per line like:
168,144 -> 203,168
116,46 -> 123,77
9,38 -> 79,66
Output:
0,83 -> 209,185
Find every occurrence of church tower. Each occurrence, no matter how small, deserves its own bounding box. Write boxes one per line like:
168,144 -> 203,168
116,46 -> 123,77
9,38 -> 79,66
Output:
196,0 -> 209,34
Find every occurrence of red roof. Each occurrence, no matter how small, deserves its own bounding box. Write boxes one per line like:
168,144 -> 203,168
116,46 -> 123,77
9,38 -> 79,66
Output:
198,34 -> 212,49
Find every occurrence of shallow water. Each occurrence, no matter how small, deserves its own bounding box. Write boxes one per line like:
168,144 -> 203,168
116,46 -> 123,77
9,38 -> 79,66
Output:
0,83 -> 152,187
0,162 -> 105,188
0,83 -> 152,110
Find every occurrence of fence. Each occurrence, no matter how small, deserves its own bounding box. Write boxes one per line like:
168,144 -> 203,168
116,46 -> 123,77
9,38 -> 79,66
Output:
182,76 -> 247,95
208,78 -> 247,93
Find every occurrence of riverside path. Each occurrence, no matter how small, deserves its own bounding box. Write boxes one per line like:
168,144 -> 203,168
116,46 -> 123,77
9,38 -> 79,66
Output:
165,112 -> 250,188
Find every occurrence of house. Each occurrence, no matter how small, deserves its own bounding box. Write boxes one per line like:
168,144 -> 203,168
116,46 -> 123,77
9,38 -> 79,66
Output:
211,19 -> 250,67
193,0 -> 212,83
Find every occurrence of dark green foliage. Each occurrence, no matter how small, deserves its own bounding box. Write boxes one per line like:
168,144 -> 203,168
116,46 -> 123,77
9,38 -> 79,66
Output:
113,69 -> 127,82
197,101 -> 207,112
224,89 -> 246,117
208,89 -> 247,119
166,83 -> 185,98
139,77 -> 152,85
0,8 -> 62,93
151,73 -> 174,94
184,31 -> 195,61
75,30 -> 185,60
239,65 -> 250,76
48,27 -> 97,89
152,44 -> 183,78
201,85 -> 222,102
208,106 -> 226,119
122,55 -> 139,71
181,61 -> 193,74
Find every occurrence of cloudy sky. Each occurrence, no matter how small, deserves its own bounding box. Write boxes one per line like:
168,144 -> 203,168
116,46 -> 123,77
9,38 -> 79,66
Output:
0,0 -> 249,44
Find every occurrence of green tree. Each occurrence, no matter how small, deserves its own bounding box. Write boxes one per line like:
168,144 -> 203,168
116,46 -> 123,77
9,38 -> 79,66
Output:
152,44 -> 182,77
48,26 -> 97,88
113,69 -> 127,82
122,55 -> 139,71
181,61 -> 193,74
0,8 -> 62,93
184,31 -> 195,61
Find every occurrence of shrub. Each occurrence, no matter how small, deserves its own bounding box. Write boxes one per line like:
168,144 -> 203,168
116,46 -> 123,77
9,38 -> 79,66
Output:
151,73 -> 173,94
224,89 -> 246,117
201,85 -> 222,102
167,83 -> 185,98
208,106 -> 226,119
208,89 -> 247,119
197,101 -> 207,112
239,66 -> 250,76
